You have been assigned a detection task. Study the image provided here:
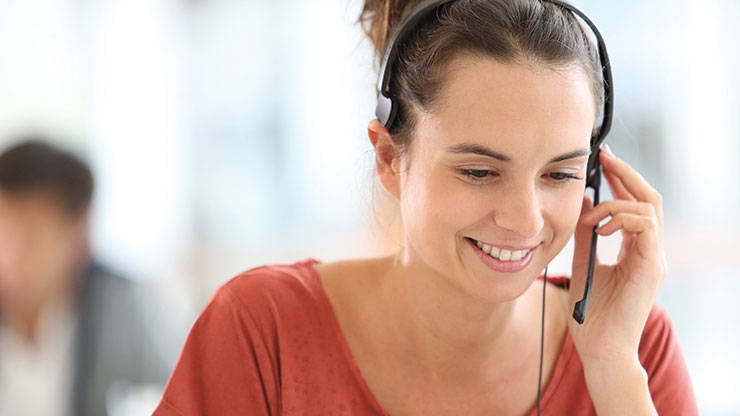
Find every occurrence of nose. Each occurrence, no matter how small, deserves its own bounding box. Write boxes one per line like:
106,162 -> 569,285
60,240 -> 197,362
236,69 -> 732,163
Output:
492,182 -> 544,240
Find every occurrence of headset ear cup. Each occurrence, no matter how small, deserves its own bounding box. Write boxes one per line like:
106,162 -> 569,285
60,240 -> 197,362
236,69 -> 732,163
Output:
376,94 -> 394,127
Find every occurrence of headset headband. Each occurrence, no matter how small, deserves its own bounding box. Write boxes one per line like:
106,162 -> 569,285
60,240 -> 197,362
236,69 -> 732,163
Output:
375,0 -> 613,187
374,0 -> 613,325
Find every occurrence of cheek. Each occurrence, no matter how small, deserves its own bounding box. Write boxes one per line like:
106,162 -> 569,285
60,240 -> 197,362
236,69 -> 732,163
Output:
399,165 -> 468,248
547,187 -> 586,240
20,230 -> 72,280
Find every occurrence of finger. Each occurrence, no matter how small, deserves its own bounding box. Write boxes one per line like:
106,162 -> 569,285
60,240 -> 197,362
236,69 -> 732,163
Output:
596,213 -> 662,272
596,212 -> 659,237
580,200 -> 656,228
599,150 -> 662,207
603,169 -> 635,202
599,150 -> 664,235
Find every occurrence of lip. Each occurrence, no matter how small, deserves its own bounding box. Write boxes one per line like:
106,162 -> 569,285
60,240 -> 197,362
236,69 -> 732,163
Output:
466,238 -> 537,273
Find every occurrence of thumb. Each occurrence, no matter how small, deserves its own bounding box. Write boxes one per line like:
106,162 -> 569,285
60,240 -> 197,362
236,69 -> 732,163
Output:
572,195 -> 599,278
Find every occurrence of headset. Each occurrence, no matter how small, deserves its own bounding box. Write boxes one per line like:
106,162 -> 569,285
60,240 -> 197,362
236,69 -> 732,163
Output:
375,0 -> 613,325
374,0 -> 613,413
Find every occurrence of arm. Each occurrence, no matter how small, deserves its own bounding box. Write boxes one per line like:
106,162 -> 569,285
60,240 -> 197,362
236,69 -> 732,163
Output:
583,305 -> 698,416
569,148 -> 696,415
153,286 -> 279,415
582,358 -> 657,416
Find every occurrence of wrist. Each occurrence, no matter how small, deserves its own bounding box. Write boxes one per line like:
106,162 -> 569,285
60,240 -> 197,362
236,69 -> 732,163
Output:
582,358 -> 657,416
584,357 -> 647,388
582,355 -> 644,380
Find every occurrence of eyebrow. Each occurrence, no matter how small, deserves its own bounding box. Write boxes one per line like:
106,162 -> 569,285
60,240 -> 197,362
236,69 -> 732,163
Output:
445,143 -> 590,164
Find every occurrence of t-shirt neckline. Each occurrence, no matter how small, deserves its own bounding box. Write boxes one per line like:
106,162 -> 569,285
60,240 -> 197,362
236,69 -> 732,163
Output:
302,258 -> 576,416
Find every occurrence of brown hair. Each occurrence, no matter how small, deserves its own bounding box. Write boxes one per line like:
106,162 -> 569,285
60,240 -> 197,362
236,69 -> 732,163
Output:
0,138 -> 93,217
359,0 -> 604,153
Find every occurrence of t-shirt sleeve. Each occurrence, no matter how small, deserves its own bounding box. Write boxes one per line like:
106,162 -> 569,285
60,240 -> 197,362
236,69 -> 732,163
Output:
639,304 -> 699,415
153,284 -> 280,416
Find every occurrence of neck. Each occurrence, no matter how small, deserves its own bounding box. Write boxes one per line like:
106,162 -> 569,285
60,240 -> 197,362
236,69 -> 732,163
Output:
375,251 -> 541,385
0,271 -> 79,344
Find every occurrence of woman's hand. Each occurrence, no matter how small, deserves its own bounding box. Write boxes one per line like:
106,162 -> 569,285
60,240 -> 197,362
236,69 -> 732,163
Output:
567,146 -> 665,415
568,145 -> 667,367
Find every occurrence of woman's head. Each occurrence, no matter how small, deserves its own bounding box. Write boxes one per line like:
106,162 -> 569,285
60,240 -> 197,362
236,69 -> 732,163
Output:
361,0 -> 602,301
360,0 -> 604,151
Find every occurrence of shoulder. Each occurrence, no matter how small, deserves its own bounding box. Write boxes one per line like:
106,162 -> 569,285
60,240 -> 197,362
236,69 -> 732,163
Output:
84,262 -> 134,294
216,257 -> 324,311
196,257 -> 329,338
80,262 -> 148,324
154,261 -> 326,416
76,262 -> 176,402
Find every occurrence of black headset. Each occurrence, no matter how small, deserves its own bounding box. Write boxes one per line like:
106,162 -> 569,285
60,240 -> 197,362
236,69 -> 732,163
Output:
375,0 -> 613,326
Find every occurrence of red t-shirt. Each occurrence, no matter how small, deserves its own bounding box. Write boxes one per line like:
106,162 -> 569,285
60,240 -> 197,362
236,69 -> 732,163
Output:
154,258 -> 699,415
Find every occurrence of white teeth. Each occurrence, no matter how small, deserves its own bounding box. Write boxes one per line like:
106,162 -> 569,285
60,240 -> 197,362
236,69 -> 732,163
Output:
474,239 -> 533,262
490,246 -> 500,257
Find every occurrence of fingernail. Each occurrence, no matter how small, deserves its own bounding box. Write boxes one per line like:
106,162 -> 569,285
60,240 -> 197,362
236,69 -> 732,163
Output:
602,144 -> 614,157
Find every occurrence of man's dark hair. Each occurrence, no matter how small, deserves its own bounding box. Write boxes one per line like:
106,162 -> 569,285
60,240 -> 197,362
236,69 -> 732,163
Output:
0,138 -> 93,217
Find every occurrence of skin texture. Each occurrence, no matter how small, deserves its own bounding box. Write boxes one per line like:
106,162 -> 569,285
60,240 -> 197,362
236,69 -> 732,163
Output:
316,55 -> 664,415
0,191 -> 88,342
569,146 -> 664,415
386,58 -> 594,306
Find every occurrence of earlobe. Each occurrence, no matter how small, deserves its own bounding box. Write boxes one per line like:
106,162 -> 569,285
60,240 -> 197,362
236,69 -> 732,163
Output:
367,119 -> 401,199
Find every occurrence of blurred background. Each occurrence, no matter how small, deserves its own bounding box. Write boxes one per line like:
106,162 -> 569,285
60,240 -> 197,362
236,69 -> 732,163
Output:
0,0 -> 737,414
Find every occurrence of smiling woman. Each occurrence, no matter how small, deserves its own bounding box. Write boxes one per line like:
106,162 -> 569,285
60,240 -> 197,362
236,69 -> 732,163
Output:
154,1 -> 698,415
375,58 -> 594,305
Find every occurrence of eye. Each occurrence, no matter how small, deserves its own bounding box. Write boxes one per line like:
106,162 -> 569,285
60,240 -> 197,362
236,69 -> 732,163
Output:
547,172 -> 583,185
458,169 -> 496,183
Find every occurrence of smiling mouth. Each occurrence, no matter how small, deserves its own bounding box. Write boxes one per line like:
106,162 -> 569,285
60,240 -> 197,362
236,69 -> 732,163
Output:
465,237 -> 538,262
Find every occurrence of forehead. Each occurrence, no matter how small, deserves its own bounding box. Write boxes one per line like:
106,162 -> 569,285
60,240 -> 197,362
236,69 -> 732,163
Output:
0,191 -> 70,227
415,56 -> 596,158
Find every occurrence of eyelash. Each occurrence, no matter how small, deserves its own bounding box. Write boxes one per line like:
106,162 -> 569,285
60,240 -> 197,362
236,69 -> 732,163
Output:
457,169 -> 584,186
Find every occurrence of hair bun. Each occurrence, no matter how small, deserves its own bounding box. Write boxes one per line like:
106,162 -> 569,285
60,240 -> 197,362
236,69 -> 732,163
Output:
359,0 -> 417,65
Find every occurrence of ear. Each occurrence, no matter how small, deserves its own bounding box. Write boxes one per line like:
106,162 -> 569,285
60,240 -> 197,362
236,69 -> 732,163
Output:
368,119 -> 402,200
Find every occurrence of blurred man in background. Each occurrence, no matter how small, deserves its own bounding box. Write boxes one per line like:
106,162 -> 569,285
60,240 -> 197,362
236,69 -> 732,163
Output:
0,139 -> 174,416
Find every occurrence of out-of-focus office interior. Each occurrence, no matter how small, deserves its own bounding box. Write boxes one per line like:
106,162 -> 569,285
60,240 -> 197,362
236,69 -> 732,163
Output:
0,0 -> 737,414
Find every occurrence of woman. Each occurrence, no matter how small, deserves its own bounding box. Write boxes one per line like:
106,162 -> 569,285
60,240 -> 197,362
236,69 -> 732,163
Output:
155,0 -> 697,414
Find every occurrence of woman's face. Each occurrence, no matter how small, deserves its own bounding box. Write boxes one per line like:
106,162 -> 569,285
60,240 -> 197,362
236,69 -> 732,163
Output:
395,56 -> 596,302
